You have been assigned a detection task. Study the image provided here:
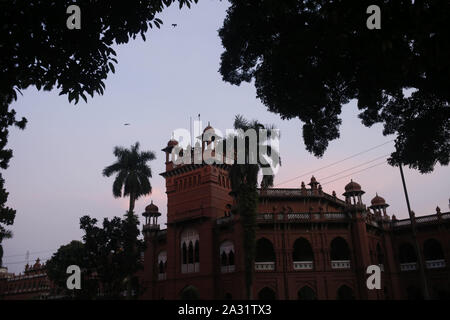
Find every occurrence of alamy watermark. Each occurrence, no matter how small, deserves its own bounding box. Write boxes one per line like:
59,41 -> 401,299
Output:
168,120 -> 281,176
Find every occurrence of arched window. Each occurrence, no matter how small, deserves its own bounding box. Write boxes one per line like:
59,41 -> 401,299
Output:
258,287 -> 276,300
337,285 -> 354,300
256,238 -> 275,262
188,241 -> 194,264
399,243 -> 417,263
181,229 -> 199,273
220,241 -> 235,273
221,251 -> 228,266
229,250 -> 235,266
180,285 -> 200,300
423,239 -> 444,261
298,286 -> 316,300
182,243 -> 187,264
330,237 -> 350,260
293,238 -> 314,261
194,240 -> 199,263
158,251 -> 167,275
255,238 -> 275,271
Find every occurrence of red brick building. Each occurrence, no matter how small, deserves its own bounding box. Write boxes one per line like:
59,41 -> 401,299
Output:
0,259 -> 52,300
139,128 -> 450,300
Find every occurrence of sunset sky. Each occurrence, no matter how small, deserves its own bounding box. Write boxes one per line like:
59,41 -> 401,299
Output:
3,0 -> 449,273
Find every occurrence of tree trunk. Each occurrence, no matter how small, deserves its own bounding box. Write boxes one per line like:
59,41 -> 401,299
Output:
126,191 -> 135,300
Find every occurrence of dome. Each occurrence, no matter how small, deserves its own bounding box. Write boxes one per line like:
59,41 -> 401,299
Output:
145,200 -> 159,213
371,193 -> 386,206
345,179 -> 361,192
167,139 -> 178,147
203,122 -> 214,134
370,193 -> 389,208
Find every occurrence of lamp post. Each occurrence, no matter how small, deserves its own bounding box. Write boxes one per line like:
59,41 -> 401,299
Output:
398,163 -> 430,300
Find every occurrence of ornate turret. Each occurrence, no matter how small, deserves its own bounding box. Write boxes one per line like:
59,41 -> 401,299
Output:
343,179 -> 365,205
369,193 -> 390,218
142,200 -> 161,235
308,176 -> 319,190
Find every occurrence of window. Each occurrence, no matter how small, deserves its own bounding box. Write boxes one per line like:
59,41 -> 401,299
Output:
258,287 -> 276,300
181,229 -> 199,273
298,286 -> 316,300
158,251 -> 167,280
423,239 -> 444,260
399,243 -> 416,263
220,241 -> 235,273
293,238 -> 314,262
337,285 -> 354,300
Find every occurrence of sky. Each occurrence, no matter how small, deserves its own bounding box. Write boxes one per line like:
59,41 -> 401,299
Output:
2,0 -> 449,273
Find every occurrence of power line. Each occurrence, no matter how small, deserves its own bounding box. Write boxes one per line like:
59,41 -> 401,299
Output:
274,140 -> 394,187
321,160 -> 388,186
2,249 -> 57,259
2,256 -> 51,266
318,154 -> 390,182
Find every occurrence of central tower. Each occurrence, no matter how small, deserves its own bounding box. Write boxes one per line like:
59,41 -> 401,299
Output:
160,125 -> 233,299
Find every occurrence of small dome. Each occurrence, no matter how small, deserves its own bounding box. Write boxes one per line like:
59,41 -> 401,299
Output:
308,176 -> 319,187
345,179 -> 361,192
145,200 -> 159,213
371,193 -> 386,206
167,139 -> 178,147
203,121 -> 214,133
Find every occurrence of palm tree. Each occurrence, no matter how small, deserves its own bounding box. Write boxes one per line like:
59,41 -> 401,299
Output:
227,115 -> 280,299
102,142 -> 156,299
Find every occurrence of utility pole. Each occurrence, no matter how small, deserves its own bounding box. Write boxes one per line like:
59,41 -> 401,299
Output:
398,164 -> 430,299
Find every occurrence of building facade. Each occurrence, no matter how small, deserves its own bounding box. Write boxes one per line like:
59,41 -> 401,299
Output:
139,127 -> 450,300
0,259 -> 52,300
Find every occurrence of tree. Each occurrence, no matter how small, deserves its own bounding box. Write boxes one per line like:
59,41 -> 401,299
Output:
0,176 -> 16,267
46,240 -> 98,299
219,0 -> 450,173
227,115 -> 280,299
47,215 -> 146,300
102,142 -> 155,298
79,215 -> 146,299
0,0 -> 198,250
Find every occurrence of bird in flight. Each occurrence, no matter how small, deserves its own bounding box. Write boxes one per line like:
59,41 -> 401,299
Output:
172,24 -> 177,27
124,123 -> 130,126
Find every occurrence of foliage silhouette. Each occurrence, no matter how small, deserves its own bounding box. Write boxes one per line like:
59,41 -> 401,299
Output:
219,0 -> 449,173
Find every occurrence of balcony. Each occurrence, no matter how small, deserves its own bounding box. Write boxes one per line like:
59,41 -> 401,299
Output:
400,262 -> 417,271
331,260 -> 351,269
426,259 -> 446,269
181,262 -> 200,274
142,224 -> 159,232
220,265 -> 235,273
255,262 -> 275,271
293,261 -> 313,270
158,273 -> 166,281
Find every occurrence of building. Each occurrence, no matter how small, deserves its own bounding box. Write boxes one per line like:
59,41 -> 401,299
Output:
0,259 -> 52,300
139,126 -> 450,300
